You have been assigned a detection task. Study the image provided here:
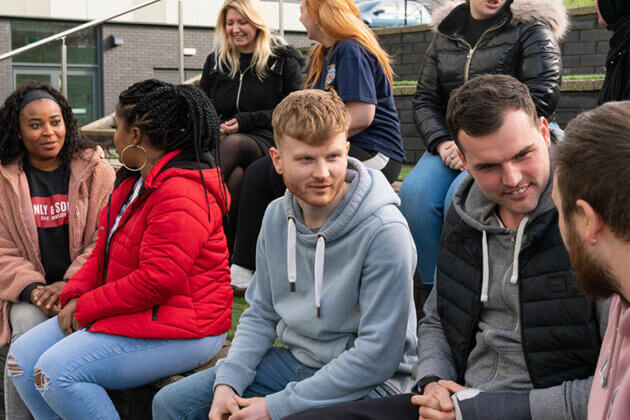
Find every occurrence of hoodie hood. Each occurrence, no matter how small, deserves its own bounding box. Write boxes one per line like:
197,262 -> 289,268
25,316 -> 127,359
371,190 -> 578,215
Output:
431,0 -> 569,40
282,157 -> 399,314
451,164 -> 555,301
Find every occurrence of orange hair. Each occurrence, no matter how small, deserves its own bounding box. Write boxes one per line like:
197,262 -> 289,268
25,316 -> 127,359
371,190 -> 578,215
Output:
303,0 -> 395,88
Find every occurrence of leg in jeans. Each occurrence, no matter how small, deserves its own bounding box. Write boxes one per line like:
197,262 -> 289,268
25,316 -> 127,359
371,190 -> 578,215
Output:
4,302 -> 48,420
9,317 -> 225,420
152,347 -> 317,420
284,393 -> 418,420
443,170 -> 468,221
398,152 -> 461,285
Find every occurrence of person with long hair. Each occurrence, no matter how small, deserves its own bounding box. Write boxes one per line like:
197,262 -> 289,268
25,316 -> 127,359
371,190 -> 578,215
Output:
0,82 -> 115,419
595,0 -> 630,103
398,0 -> 567,294
7,79 -> 233,419
200,0 -> 304,253
229,0 -> 405,293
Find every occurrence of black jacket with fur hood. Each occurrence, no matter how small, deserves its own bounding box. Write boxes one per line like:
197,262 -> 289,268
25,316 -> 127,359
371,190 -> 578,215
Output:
413,0 -> 568,154
200,44 -> 305,150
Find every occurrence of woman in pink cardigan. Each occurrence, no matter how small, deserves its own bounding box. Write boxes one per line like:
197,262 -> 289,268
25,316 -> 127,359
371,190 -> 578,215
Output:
0,82 -> 114,418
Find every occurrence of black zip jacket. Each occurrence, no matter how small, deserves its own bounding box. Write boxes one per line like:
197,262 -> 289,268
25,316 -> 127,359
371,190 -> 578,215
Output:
413,0 -> 567,154
200,44 -> 305,148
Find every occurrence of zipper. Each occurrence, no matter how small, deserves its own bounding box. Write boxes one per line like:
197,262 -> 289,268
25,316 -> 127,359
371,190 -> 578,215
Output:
236,73 -> 244,112
235,63 -> 254,113
438,19 -> 507,83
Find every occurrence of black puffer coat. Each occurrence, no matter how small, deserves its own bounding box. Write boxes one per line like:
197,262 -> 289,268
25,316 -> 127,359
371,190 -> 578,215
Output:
413,0 -> 568,154
200,44 -> 305,150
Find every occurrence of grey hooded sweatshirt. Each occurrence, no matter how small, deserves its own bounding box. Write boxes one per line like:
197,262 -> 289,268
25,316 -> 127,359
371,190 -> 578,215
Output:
414,173 -> 610,420
214,158 -> 418,420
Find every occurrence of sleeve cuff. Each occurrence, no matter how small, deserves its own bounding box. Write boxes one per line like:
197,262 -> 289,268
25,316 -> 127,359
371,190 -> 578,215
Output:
265,390 -> 292,420
213,359 -> 257,396
19,283 -> 43,304
416,375 -> 441,393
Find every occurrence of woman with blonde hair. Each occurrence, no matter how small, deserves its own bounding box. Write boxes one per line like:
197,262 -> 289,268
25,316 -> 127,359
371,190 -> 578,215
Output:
200,0 -> 304,253
228,0 -> 405,293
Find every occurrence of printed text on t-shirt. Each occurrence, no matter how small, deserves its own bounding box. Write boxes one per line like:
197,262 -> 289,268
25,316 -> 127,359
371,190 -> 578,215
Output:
31,194 -> 70,228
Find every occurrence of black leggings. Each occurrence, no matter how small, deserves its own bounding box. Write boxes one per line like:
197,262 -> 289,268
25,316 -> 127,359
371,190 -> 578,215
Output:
231,147 -> 402,270
219,133 -> 265,249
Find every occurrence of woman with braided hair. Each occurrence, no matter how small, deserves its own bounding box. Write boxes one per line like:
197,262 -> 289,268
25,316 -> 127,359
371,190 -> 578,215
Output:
8,79 -> 233,419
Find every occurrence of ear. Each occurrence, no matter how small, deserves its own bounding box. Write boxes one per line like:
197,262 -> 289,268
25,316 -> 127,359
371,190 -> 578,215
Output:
345,141 -> 350,156
270,147 -> 283,175
457,148 -> 468,171
131,127 -> 142,146
539,117 -> 551,148
575,199 -> 604,246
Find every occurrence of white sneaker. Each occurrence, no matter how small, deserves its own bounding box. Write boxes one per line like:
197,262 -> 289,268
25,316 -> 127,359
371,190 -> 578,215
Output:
230,264 -> 253,295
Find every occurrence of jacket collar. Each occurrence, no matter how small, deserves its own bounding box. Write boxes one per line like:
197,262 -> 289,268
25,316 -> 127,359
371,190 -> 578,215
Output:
431,0 -> 568,40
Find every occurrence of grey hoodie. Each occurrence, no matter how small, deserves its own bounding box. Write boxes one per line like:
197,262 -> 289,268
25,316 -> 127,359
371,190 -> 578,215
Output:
214,158 -> 418,420
414,173 -> 610,419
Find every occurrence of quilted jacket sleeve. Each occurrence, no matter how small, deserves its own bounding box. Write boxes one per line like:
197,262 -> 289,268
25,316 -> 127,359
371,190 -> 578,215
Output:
412,36 -> 451,154
517,22 -> 562,120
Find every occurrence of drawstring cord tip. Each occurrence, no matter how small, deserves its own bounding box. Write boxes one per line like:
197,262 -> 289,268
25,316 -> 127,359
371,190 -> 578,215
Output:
317,307 -> 321,318
290,283 -> 296,292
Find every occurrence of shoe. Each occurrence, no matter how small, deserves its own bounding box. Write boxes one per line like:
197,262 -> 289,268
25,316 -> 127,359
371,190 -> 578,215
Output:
230,264 -> 253,297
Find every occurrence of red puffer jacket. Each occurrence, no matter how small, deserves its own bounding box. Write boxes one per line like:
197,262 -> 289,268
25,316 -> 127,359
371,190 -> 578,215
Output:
60,150 -> 233,339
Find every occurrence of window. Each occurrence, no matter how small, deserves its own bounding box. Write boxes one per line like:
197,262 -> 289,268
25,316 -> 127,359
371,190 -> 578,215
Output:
11,20 -> 97,65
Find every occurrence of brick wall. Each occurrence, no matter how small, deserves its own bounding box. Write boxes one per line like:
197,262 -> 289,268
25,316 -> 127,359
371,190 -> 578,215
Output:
376,7 -> 610,82
0,20 -> 13,103
101,23 -> 310,116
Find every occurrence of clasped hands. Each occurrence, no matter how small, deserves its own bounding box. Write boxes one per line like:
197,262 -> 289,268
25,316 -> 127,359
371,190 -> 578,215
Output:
412,380 -> 467,420
208,385 -> 270,420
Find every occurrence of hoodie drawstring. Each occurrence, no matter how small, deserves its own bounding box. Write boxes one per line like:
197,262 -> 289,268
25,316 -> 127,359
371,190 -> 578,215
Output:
286,217 -> 326,318
287,217 -> 297,292
481,230 -> 489,303
314,235 -> 325,318
510,216 -> 529,285
480,216 -> 529,303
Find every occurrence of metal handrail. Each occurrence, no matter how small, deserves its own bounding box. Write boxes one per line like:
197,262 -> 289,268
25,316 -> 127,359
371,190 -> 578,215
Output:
0,0 -> 170,96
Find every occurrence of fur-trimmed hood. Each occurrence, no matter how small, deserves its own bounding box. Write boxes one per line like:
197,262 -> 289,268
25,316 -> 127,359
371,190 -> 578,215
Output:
430,0 -> 569,40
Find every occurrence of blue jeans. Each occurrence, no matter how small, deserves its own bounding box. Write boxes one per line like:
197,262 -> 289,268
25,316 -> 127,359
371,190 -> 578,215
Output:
399,152 -> 467,285
8,317 -> 226,420
152,347 -> 388,420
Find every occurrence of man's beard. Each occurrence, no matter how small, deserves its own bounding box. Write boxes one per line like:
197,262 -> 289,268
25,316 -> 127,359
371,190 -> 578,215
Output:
283,174 -> 345,208
566,223 -> 618,300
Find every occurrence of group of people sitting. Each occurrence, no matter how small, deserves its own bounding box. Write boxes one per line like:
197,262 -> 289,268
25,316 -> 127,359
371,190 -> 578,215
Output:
0,0 -> 629,419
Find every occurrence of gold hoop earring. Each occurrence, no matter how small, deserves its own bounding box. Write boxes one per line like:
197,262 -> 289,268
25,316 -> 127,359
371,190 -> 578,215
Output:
120,144 -> 148,172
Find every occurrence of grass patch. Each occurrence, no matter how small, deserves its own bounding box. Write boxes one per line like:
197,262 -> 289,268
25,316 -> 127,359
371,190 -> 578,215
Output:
228,296 -> 248,341
398,164 -> 414,182
564,74 -> 605,80
228,295 -> 285,347
394,80 -> 417,87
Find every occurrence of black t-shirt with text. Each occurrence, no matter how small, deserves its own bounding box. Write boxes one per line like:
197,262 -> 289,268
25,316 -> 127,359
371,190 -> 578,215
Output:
23,159 -> 72,285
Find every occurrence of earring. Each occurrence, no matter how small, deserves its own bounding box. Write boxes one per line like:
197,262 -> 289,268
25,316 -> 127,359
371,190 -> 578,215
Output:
120,144 -> 148,172
591,237 -> 597,245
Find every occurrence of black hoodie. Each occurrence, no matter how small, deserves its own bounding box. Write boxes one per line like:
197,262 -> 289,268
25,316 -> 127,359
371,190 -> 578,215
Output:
200,44 -> 305,149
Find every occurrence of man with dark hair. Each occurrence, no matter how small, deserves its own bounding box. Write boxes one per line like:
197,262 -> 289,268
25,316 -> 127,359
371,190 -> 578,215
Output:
552,101 -> 630,420
287,75 -> 609,420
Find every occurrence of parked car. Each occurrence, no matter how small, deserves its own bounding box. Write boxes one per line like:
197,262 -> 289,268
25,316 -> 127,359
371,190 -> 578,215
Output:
358,0 -> 430,27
